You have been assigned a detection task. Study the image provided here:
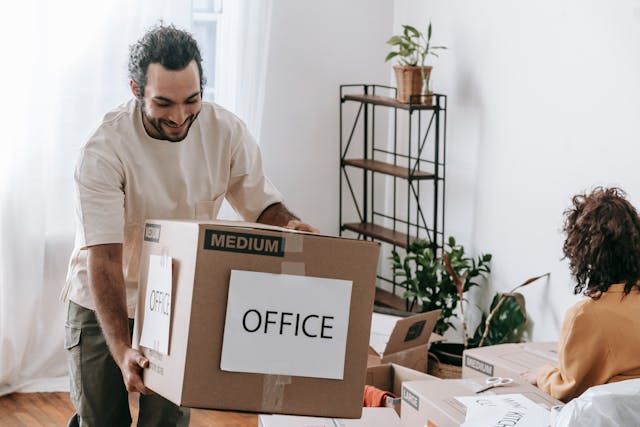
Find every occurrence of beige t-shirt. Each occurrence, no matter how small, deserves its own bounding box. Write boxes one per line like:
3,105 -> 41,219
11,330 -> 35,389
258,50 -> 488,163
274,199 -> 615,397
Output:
63,99 -> 283,317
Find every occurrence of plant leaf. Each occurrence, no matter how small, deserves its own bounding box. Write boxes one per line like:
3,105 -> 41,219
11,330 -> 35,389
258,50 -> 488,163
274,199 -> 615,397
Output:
403,24 -> 420,38
509,272 -> 550,293
385,52 -> 399,62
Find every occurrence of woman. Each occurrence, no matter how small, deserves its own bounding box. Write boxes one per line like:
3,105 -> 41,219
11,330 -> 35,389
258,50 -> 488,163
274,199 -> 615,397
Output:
534,187 -> 640,402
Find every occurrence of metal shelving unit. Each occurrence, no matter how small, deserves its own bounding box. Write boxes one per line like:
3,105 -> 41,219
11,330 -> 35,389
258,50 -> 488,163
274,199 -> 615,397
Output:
339,84 -> 447,308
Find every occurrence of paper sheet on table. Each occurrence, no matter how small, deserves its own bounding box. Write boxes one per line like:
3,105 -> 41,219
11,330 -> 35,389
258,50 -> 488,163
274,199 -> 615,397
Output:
139,254 -> 173,355
456,394 -> 551,427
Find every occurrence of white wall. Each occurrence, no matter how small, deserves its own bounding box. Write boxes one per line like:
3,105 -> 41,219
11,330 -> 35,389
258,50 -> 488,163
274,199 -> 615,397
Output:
392,0 -> 640,340
259,0 -> 394,233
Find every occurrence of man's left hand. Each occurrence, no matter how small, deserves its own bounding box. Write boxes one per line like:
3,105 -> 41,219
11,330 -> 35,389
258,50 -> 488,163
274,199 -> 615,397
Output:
285,219 -> 319,234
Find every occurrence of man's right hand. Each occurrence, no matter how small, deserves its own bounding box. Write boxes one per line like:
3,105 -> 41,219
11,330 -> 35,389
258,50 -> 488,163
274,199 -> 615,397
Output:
118,347 -> 154,394
88,244 -> 155,395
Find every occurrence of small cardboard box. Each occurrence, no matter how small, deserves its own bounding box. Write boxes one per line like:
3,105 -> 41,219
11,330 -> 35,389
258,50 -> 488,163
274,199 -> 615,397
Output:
462,342 -> 558,379
132,220 -> 380,418
401,378 -> 562,427
365,363 -> 440,415
258,407 -> 402,427
368,310 -> 443,372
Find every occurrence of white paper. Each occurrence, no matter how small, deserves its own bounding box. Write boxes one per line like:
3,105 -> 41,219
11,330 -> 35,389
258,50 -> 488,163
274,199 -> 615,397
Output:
221,270 -> 353,379
258,407 -> 401,427
456,394 -> 551,427
139,254 -> 173,355
369,312 -> 401,356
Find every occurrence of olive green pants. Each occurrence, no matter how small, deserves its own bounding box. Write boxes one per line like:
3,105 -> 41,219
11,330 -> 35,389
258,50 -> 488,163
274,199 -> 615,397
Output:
65,301 -> 190,427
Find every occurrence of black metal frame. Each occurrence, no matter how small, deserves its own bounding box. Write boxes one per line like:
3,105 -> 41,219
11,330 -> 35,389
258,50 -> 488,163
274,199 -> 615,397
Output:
339,84 -> 447,301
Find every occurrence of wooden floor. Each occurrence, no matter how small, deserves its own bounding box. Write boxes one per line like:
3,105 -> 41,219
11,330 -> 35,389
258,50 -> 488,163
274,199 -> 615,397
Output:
0,392 -> 258,427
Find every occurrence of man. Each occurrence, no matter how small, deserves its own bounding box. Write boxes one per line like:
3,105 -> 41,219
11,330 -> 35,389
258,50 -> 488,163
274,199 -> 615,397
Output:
61,24 -> 316,427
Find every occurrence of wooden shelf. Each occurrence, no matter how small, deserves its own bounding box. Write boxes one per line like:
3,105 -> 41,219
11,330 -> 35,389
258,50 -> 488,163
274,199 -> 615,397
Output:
343,158 -> 435,180
374,288 -> 421,313
342,93 -> 438,111
342,222 -> 416,248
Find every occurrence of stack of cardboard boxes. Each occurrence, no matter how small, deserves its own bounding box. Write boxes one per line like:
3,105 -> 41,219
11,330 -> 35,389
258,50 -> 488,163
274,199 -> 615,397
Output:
133,219 -> 562,425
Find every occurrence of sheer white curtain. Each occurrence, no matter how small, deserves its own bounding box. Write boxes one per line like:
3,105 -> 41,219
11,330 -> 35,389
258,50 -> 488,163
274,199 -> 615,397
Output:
213,0 -> 274,220
0,0 -> 190,395
215,0 -> 273,136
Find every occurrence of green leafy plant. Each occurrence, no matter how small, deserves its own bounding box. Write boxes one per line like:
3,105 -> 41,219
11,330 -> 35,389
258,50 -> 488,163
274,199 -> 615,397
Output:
468,274 -> 549,348
390,237 -> 491,336
384,22 -> 447,91
391,238 -> 548,348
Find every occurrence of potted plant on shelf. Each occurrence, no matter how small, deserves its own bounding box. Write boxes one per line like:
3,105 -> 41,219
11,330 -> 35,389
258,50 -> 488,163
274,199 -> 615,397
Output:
385,22 -> 446,104
390,237 -> 548,378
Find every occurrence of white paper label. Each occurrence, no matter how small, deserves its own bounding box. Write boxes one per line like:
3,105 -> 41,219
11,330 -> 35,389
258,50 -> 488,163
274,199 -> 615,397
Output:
456,394 -> 551,427
220,270 -> 353,379
139,254 -> 173,355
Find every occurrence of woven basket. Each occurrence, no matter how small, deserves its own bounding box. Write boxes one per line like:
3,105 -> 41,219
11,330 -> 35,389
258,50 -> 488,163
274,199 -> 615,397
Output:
427,351 -> 462,379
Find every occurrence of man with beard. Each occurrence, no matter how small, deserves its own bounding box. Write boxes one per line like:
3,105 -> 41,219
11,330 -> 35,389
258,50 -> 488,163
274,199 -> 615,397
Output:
61,24 -> 317,427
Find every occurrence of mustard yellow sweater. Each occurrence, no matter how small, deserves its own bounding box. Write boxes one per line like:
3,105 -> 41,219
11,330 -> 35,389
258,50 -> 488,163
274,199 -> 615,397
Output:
537,283 -> 640,402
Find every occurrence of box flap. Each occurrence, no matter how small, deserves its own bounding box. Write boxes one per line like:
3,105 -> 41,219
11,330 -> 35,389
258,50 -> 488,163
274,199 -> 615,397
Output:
384,310 -> 440,355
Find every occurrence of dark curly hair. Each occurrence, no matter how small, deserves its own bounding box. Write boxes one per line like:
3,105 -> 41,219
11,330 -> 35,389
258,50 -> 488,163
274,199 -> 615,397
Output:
128,23 -> 206,98
563,187 -> 640,297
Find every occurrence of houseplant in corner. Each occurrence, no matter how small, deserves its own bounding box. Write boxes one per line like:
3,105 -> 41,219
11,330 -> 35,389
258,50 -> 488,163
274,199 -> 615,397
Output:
390,237 -> 547,378
385,22 -> 446,103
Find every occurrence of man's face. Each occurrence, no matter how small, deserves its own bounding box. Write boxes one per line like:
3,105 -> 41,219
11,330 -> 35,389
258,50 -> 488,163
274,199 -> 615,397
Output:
135,60 -> 202,142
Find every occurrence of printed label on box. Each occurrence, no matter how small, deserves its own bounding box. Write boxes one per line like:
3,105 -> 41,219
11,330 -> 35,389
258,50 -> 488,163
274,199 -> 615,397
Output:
139,254 -> 173,355
203,229 -> 285,257
465,355 -> 494,376
144,223 -> 161,242
402,386 -> 420,411
220,270 -> 352,379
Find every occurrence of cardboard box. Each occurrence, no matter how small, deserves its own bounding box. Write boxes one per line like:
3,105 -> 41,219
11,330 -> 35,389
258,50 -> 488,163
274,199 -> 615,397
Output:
401,378 -> 562,427
258,407 -> 402,427
365,363 -> 439,414
132,220 -> 380,418
368,310 -> 443,372
462,342 -> 558,379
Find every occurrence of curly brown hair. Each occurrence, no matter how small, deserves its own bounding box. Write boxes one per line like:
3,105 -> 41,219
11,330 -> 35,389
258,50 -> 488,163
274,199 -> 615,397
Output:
563,187 -> 640,297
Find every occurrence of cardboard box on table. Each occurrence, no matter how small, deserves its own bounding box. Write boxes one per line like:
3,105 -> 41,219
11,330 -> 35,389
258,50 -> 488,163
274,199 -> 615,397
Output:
132,219 -> 380,418
367,309 -> 444,372
258,407 -> 402,427
400,378 -> 562,427
462,342 -> 558,379
365,363 -> 439,415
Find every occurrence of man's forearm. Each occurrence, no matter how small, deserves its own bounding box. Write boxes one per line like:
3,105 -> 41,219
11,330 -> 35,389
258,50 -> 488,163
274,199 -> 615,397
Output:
87,244 -> 131,366
257,202 -> 299,227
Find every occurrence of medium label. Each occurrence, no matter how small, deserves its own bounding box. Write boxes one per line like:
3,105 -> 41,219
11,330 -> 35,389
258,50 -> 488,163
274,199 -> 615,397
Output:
402,386 -> 420,411
465,354 -> 494,376
203,229 -> 285,257
144,223 -> 161,242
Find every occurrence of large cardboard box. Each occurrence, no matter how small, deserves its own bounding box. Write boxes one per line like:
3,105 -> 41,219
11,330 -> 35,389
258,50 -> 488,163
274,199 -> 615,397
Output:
365,363 -> 439,414
258,407 -> 402,427
401,378 -> 562,427
132,220 -> 380,418
368,310 -> 443,372
462,342 -> 558,379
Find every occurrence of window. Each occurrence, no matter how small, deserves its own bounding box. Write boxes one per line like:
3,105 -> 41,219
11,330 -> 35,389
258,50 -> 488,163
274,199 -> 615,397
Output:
192,0 -> 223,101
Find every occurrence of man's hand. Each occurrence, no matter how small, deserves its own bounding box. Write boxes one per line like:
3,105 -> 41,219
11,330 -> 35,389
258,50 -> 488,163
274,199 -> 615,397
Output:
285,219 -> 319,233
88,244 -> 154,395
118,347 -> 153,394
257,203 -> 319,233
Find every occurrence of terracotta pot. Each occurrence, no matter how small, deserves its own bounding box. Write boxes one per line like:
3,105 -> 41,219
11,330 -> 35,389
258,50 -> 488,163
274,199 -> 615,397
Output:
393,65 -> 432,103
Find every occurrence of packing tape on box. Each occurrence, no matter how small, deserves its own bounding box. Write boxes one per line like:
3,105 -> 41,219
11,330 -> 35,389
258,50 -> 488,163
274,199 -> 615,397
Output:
285,233 -> 304,253
281,262 -> 305,276
261,374 -> 292,411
